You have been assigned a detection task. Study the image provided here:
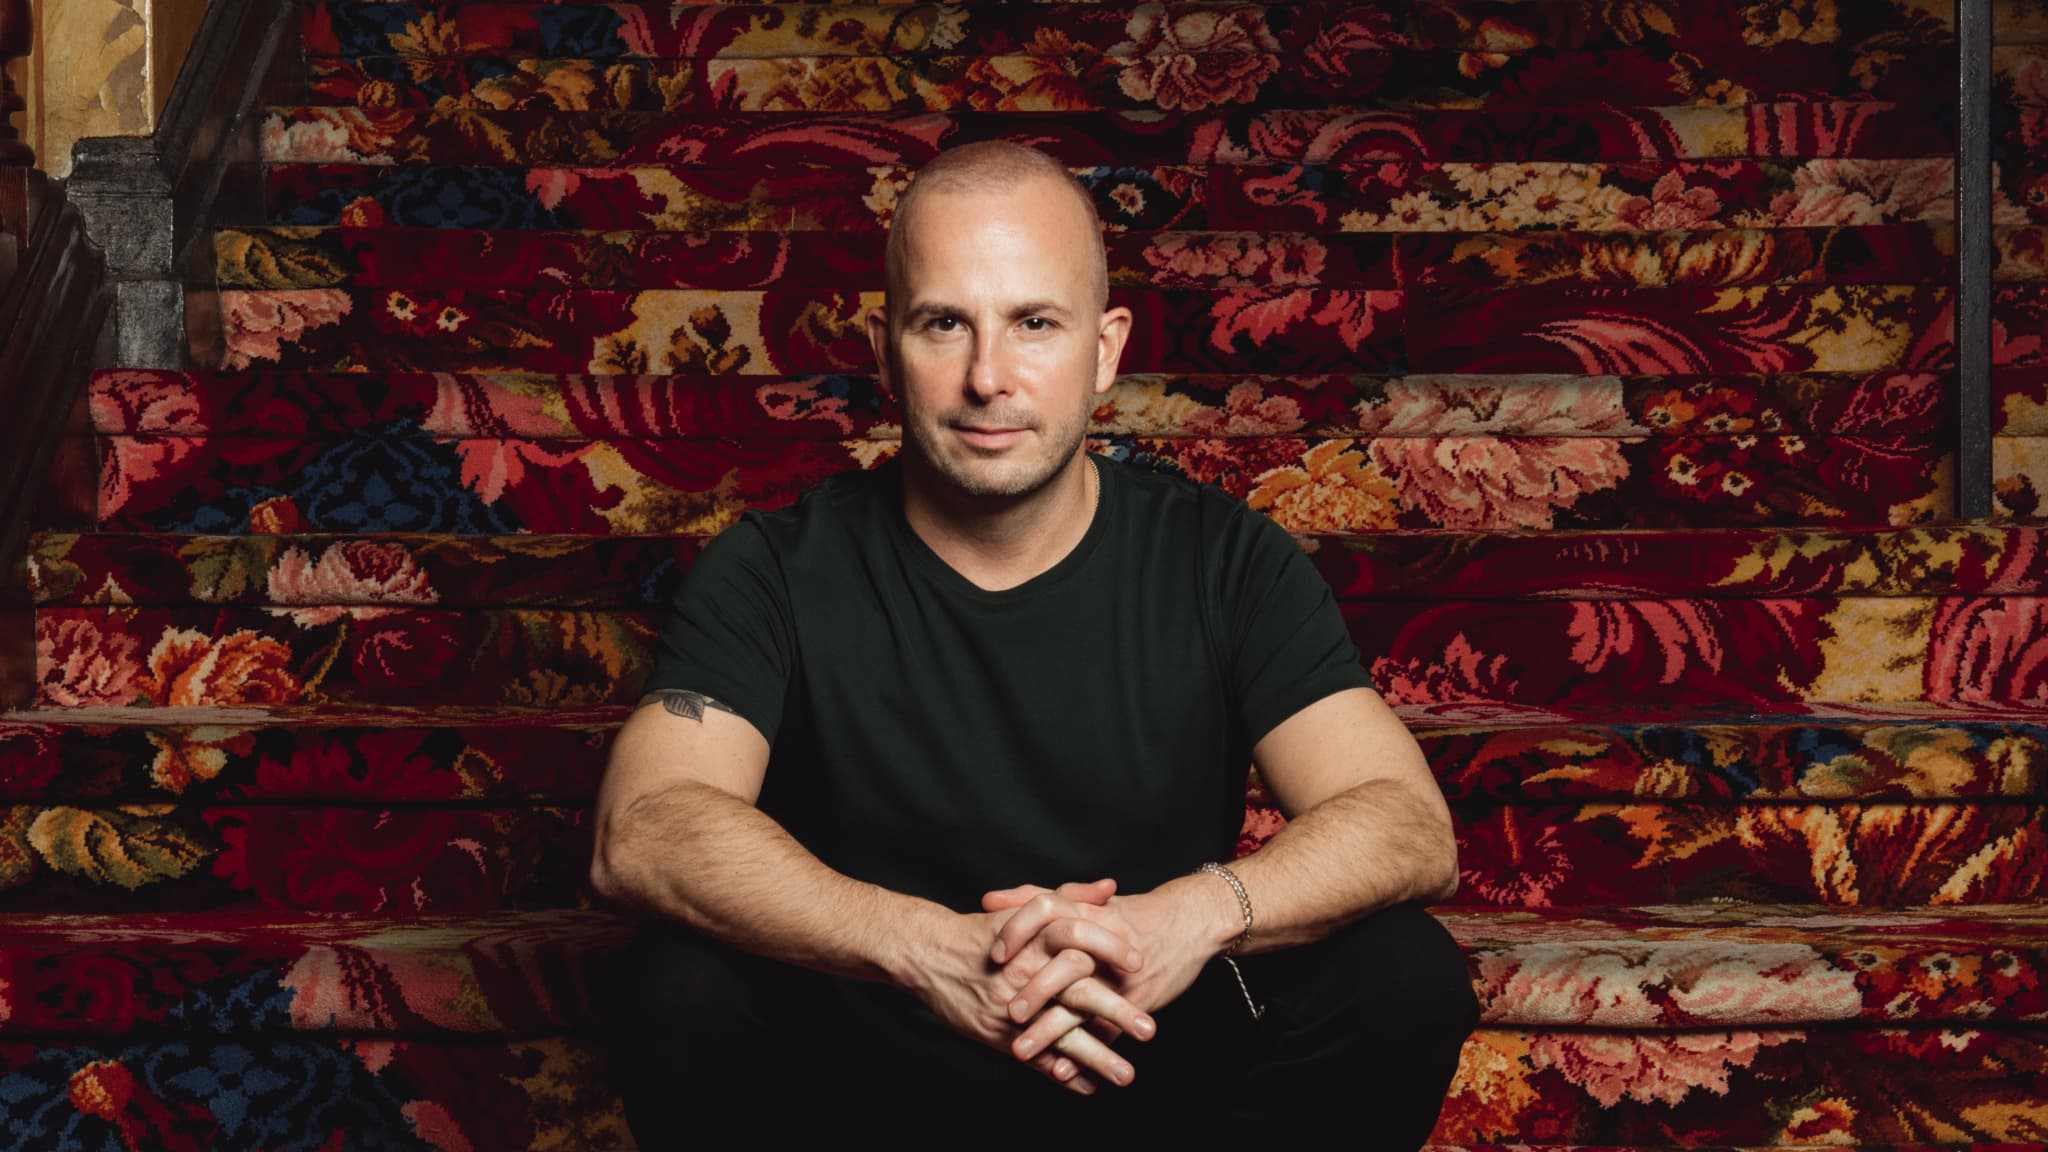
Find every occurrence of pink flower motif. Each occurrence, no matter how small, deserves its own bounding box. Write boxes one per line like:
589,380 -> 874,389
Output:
1300,11 -> 1405,89
1371,633 -> 1517,706
1114,7 -> 1282,111
1370,437 -> 1630,530
1926,597 -> 2048,706
266,541 -> 441,627
526,169 -> 582,212
221,290 -> 353,370
1142,233 -> 1328,288
1477,942 -> 1860,1028
90,374 -> 207,519
1208,289 -> 1399,356
1616,170 -> 1725,230
1529,1030 -> 1799,1107
1565,600 -> 1724,683
36,617 -> 143,707
1769,159 -> 1954,226
1183,382 -> 1306,436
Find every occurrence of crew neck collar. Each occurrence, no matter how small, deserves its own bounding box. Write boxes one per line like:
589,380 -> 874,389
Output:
886,456 -> 1111,603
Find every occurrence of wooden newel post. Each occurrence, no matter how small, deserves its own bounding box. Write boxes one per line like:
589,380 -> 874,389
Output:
0,0 -> 31,249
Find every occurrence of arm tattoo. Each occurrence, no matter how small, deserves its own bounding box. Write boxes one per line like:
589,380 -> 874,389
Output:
638,689 -> 739,723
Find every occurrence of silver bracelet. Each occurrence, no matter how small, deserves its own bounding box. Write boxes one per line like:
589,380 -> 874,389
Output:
1194,862 -> 1265,1021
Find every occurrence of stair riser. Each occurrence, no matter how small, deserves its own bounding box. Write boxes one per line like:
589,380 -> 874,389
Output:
3,1030 -> 2043,1148
303,46 -> 1960,112
214,224 -> 1959,293
92,433 -> 1951,534
88,369 -> 1961,440
6,719 -> 2042,805
34,598 -> 2048,711
0,800 -> 2038,913
259,104 -> 1957,167
29,526 -> 2048,607
265,158 -> 1964,234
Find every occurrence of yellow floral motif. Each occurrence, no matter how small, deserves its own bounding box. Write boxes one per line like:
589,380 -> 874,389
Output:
1741,0 -> 1840,47
1807,598 -> 1935,702
1246,441 -> 1400,532
27,806 -> 209,889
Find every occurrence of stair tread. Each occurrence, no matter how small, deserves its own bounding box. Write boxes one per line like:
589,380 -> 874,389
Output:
258,104 -> 1954,167
0,904 -> 2039,1036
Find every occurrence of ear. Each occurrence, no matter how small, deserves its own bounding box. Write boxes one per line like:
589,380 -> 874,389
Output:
865,303 -> 894,397
1094,305 -> 1132,395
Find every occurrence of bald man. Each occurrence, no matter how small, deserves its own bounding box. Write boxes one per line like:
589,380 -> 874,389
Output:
592,142 -> 1478,1148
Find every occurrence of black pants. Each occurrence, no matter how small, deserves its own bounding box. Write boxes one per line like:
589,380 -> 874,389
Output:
602,902 -> 1478,1150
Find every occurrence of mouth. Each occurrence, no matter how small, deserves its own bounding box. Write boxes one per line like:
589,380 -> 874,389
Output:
951,425 -> 1030,449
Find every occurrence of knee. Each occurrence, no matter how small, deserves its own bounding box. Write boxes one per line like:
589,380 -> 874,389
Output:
1282,902 -> 1480,1050
602,919 -> 760,1043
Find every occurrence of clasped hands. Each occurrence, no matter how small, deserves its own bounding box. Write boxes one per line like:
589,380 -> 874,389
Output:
916,876 -> 1221,1096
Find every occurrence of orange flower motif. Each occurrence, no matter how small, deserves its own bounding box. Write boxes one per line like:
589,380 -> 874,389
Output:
141,629 -> 300,708
67,1060 -> 138,1120
1246,441 -> 1399,531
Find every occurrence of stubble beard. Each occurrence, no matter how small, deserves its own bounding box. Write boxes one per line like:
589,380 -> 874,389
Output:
903,405 -> 1090,503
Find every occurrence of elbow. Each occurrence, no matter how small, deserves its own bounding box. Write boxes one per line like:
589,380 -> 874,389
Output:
1423,804 -> 1461,905
587,821 -> 640,910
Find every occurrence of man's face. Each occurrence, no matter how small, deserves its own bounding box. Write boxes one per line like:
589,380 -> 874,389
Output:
867,178 -> 1130,502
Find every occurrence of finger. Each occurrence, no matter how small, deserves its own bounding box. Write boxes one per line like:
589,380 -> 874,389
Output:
1031,916 -> 1144,974
993,895 -> 1139,971
1015,1004 -> 1132,1088
1052,1017 -> 1135,1088
1053,878 -> 1117,905
980,884 -> 1052,914
1029,1051 -> 1097,1096
1008,947 -> 1097,1023
1051,976 -> 1156,1044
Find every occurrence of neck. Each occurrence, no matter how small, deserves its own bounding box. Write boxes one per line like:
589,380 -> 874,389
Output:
900,453 -> 1097,592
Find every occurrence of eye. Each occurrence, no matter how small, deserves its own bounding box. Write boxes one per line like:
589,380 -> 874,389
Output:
925,316 -> 961,333
1020,316 -> 1055,333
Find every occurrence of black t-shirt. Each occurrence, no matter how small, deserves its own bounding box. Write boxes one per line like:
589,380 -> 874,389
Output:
644,456 -> 1373,913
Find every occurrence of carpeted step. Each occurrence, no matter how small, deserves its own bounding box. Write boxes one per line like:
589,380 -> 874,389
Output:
5,905 -> 2037,1038
204,281 -> 1956,376
211,224 -> 1964,292
89,369 -> 1955,441
0,910 -> 630,1036
36,591 -> 2048,711
263,157 -> 1965,233
32,526 -> 2047,608
7,706 -> 2042,806
90,431 -> 1950,533
258,104 -> 1956,169
4,1028 -> 2043,1148
296,1 -> 1969,64
307,45 -> 1955,114
0,791 -> 2039,912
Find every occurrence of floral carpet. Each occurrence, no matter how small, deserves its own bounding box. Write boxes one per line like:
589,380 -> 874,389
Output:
7,0 -> 2048,1147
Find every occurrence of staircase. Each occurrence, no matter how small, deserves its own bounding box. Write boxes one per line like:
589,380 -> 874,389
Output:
5,0 -> 2046,1146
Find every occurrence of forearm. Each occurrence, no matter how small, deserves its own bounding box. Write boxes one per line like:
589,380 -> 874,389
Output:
1216,777 -> 1459,955
592,778 -> 947,985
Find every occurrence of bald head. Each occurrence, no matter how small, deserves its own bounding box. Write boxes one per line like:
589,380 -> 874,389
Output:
884,142 -> 1109,316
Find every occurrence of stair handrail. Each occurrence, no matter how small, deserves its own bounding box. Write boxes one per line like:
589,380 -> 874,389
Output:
0,0 -> 114,710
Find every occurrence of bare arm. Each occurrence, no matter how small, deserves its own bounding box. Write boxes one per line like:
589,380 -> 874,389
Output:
590,689 -> 1151,1091
993,685 -> 1456,1034
589,689 -> 943,984
1223,684 -> 1459,954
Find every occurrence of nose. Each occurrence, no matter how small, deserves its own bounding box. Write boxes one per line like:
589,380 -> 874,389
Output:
963,326 -> 1008,403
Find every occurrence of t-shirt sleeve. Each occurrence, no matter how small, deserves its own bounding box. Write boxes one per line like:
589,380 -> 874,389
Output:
641,519 -> 794,746
1213,501 -> 1376,748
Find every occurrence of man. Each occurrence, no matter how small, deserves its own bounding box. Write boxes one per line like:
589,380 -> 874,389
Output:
591,141 -> 1478,1147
